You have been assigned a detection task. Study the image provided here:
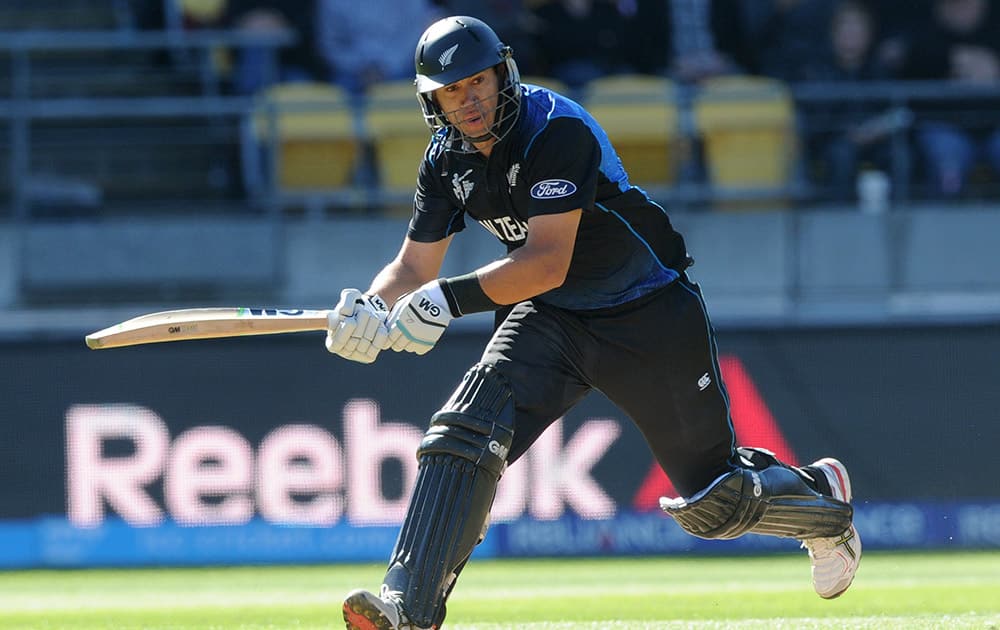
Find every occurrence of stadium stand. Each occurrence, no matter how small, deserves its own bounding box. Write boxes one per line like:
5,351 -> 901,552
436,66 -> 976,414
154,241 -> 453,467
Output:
248,81 -> 358,198
0,1 -> 998,324
693,75 -> 799,209
0,3 -> 294,220
363,79 -> 434,213
581,74 -> 680,193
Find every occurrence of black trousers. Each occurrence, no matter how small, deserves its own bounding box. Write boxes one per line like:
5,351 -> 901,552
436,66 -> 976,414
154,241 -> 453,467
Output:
481,275 -> 736,497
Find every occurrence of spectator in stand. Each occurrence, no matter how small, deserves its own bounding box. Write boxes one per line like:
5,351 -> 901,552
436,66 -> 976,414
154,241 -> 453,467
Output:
863,0 -> 933,76
792,2 -> 889,83
621,0 -> 757,81
899,0 -> 1000,197
528,0 -> 632,90
315,0 -> 442,96
670,0 -> 756,82
132,0 -> 167,30
755,0 -> 836,83
797,1 -> 903,201
223,0 -> 328,95
615,0 -> 756,186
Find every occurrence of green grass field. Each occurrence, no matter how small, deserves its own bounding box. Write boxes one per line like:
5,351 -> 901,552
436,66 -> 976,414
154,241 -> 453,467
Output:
1,551 -> 998,629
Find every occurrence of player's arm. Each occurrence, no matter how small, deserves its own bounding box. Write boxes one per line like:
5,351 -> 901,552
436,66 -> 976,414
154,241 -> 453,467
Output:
327,133 -> 461,362
468,117 -> 593,305
368,235 -> 453,307
326,235 -> 452,363
385,209 -> 581,355
475,209 -> 581,305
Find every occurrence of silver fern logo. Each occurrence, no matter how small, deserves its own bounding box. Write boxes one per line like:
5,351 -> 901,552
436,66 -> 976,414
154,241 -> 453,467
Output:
507,163 -> 520,187
438,44 -> 459,68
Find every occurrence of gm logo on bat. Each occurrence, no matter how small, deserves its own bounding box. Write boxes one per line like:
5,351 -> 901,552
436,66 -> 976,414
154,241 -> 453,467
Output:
237,308 -> 306,317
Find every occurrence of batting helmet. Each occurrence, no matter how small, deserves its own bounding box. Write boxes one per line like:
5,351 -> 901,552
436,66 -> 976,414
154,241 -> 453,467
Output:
413,16 -> 521,147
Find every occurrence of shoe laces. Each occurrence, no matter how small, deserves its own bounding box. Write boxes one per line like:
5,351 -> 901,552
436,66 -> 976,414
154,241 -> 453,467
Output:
378,587 -> 428,630
801,536 -> 836,557
803,526 -> 857,559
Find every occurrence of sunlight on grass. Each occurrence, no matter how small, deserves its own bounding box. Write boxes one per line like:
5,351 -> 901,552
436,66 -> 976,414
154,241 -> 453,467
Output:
0,551 -> 997,629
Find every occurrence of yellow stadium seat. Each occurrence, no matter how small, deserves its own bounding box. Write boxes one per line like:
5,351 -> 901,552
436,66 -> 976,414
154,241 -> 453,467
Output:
693,76 -> 798,207
252,82 -> 359,191
178,0 -> 228,25
363,80 -> 433,203
582,75 -> 679,187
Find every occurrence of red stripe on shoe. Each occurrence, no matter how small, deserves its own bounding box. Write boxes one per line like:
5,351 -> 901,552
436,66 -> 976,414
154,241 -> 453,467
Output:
827,463 -> 848,500
343,603 -> 378,630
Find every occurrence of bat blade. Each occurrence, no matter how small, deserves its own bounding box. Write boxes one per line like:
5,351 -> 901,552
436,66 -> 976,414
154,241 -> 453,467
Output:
85,307 -> 332,349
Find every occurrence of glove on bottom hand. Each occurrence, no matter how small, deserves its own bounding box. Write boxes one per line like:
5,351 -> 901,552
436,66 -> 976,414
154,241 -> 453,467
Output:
325,288 -> 389,363
386,280 -> 454,355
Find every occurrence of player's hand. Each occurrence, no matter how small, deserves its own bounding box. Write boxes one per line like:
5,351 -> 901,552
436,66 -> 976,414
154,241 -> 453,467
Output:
325,289 -> 390,363
386,280 -> 454,355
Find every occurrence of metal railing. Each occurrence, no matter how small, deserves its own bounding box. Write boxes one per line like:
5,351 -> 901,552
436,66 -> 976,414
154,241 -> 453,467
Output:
0,28 -> 295,220
4,31 -> 1000,219
0,42 -> 998,315
790,79 -> 1000,205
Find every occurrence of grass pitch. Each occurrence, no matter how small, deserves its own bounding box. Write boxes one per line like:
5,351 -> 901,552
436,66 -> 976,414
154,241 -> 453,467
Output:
1,551 -> 998,629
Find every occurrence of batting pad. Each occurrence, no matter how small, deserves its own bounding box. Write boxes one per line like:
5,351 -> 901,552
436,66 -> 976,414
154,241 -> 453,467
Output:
382,364 -> 515,628
661,466 -> 853,540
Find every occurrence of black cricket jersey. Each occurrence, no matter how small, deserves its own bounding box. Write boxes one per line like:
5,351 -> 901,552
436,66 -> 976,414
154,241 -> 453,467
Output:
409,83 -> 689,311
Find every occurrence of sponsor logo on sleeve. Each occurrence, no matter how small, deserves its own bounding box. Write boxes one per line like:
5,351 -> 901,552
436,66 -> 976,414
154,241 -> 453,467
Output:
530,179 -> 577,200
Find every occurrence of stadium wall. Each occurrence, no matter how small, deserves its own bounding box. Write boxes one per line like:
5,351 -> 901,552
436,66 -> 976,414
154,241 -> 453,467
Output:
0,325 -> 997,568
4,207 -> 1000,326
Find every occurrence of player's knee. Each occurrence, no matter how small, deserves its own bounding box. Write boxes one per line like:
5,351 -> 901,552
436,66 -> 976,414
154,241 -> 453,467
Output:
419,363 -> 514,476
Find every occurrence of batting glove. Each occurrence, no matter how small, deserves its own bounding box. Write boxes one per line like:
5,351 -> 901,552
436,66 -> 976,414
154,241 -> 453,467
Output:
325,288 -> 390,363
386,280 -> 454,355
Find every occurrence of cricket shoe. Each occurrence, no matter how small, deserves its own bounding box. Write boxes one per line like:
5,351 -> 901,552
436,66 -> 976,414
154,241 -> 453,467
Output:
342,587 -> 430,630
801,457 -> 862,599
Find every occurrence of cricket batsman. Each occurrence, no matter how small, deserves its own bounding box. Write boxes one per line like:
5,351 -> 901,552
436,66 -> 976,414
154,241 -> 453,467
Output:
326,15 -> 862,630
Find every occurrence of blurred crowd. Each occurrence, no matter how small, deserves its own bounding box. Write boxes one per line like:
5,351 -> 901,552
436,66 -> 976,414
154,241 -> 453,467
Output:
138,0 -> 1000,204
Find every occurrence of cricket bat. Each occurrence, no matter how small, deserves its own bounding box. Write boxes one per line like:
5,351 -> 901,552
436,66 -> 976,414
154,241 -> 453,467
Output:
85,307 -> 332,350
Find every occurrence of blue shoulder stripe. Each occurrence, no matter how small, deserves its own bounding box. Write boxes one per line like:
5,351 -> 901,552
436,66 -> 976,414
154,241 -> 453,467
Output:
520,86 -> 631,192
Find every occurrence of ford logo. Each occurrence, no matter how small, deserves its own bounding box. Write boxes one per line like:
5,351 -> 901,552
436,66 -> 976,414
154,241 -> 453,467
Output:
530,179 -> 577,199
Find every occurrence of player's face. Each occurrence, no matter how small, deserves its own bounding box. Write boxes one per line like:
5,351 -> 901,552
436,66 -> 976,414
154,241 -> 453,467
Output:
434,68 -> 501,141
